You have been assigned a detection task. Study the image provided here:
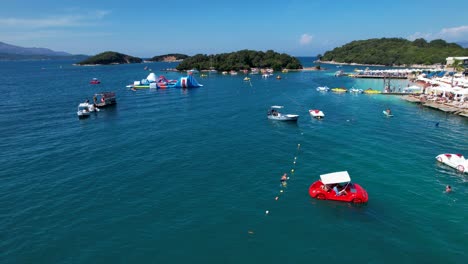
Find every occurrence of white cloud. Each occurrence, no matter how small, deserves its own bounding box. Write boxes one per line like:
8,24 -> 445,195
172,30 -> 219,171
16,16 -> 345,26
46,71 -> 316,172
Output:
299,33 -> 313,45
440,25 -> 468,39
0,10 -> 111,29
408,25 -> 468,41
407,32 -> 432,41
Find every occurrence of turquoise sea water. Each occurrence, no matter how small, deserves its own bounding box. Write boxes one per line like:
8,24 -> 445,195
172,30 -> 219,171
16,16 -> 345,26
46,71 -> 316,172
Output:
1,58 -> 467,264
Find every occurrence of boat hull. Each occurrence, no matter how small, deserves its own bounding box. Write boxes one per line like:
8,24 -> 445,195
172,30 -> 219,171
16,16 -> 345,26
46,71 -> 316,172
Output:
267,114 -> 299,121
308,180 -> 368,203
309,110 -> 324,118
436,154 -> 467,173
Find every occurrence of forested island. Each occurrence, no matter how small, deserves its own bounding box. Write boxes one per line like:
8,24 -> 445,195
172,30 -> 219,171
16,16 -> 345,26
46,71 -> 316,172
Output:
176,50 -> 303,71
149,53 -> 188,62
319,38 -> 468,66
77,51 -> 142,65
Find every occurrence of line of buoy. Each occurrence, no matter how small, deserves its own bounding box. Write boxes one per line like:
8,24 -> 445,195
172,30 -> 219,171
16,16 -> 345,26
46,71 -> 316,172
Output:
249,143 -> 302,235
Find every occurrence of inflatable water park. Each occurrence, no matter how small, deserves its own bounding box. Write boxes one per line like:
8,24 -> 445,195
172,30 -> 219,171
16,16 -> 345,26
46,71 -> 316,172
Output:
127,72 -> 203,89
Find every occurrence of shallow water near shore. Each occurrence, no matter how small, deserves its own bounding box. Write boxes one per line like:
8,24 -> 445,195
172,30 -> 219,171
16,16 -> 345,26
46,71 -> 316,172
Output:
0,59 -> 467,263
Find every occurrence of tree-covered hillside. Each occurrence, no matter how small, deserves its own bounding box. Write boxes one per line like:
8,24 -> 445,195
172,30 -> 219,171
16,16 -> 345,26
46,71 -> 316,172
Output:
320,38 -> 468,66
176,49 -> 302,71
77,51 -> 142,65
150,53 -> 188,62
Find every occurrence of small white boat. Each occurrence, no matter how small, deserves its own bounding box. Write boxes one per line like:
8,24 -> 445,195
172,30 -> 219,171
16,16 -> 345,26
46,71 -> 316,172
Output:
316,86 -> 330,92
77,103 -> 91,118
267,106 -> 299,122
77,102 -> 100,118
309,109 -> 325,119
349,87 -> 363,93
436,153 -> 468,173
335,70 -> 345,77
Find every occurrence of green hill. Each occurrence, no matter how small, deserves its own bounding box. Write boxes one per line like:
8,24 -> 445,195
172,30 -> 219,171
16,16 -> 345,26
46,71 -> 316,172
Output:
150,53 -> 189,62
176,49 -> 302,71
77,51 -> 142,65
320,38 -> 468,66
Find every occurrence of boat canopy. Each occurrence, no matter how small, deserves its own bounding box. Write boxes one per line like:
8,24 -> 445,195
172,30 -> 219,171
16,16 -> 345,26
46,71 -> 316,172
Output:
320,171 -> 351,184
78,103 -> 89,108
270,105 -> 284,109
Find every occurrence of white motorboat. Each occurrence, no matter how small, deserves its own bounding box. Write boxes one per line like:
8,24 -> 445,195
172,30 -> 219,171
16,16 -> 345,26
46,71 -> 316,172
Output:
77,102 -> 99,118
436,153 -> 467,173
309,109 -> 325,119
267,106 -> 299,122
77,103 -> 91,118
349,87 -> 363,93
316,86 -> 330,92
334,70 -> 346,77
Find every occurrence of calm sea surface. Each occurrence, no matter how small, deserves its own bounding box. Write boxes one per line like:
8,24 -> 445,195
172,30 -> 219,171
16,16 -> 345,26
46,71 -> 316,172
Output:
0,58 -> 467,264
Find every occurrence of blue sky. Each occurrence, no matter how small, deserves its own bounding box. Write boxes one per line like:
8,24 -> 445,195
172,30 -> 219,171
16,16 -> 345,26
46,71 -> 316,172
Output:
0,0 -> 467,57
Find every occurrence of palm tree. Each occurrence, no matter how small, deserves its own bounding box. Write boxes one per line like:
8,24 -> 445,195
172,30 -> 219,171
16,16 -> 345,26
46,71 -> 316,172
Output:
451,59 -> 465,72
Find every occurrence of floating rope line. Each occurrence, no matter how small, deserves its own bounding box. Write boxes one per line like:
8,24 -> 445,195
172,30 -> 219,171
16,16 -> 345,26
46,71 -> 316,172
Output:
269,143 -> 301,208
249,143 -> 302,235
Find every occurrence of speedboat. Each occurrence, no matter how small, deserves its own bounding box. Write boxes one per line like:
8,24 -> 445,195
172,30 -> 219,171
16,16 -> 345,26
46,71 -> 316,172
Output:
309,109 -> 324,119
309,171 -> 369,203
316,86 -> 330,92
90,78 -> 100,84
436,153 -> 467,173
77,103 -> 91,118
267,106 -> 299,122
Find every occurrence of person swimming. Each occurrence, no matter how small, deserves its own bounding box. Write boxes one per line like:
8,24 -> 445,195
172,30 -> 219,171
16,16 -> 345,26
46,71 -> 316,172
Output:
280,173 -> 288,183
445,185 -> 452,193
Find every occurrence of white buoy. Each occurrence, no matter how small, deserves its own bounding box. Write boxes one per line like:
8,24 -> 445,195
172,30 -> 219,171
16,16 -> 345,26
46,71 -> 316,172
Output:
265,210 -> 269,215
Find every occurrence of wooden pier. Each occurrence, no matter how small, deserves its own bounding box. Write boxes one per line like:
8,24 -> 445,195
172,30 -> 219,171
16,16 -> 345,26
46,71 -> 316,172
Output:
351,75 -> 408,79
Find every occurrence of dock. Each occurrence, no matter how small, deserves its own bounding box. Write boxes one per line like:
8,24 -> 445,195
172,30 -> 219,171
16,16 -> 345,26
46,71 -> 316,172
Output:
401,95 -> 468,118
351,75 -> 408,79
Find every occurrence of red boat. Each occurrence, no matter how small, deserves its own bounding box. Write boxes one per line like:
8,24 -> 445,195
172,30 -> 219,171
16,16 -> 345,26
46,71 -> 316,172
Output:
90,78 -> 100,84
308,171 -> 368,203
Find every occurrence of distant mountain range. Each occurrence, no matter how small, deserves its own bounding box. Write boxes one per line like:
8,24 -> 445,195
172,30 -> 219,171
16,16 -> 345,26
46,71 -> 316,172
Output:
0,41 -> 88,60
457,41 -> 468,48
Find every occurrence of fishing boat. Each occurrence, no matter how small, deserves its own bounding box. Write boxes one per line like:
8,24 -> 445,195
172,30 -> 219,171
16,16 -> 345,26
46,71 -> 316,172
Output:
309,109 -> 325,119
267,106 -> 299,122
93,92 -> 116,108
436,153 -> 467,173
308,171 -> 369,203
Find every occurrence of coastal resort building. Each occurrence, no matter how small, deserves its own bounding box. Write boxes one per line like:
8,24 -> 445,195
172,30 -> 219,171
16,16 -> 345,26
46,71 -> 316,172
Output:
446,56 -> 468,68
